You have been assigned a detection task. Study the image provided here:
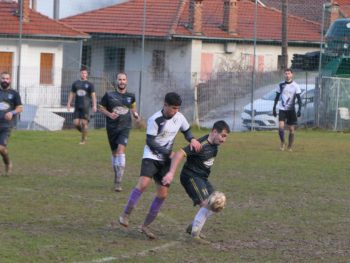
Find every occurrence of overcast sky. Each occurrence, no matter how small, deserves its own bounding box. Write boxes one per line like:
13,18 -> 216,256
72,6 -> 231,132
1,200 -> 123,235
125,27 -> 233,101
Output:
36,0 -> 125,18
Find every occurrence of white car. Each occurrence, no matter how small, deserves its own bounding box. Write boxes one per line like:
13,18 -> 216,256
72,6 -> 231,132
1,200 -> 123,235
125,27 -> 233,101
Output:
241,84 -> 315,130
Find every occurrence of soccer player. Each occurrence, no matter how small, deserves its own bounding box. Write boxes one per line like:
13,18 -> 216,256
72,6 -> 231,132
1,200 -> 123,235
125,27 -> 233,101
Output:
118,92 -> 201,239
0,72 -> 23,176
162,120 -> 230,244
67,67 -> 97,144
272,68 -> 302,151
98,72 -> 139,192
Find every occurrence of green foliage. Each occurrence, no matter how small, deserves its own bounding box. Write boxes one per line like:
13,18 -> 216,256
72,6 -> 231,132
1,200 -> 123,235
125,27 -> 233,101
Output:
0,130 -> 349,262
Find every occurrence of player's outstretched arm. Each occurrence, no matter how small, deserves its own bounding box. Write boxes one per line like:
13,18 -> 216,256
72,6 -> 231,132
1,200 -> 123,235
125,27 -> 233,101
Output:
183,129 -> 201,152
190,138 -> 201,152
162,150 -> 185,185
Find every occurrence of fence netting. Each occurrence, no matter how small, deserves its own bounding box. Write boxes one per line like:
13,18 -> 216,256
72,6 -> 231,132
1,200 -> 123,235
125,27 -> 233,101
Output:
1,0 -> 350,131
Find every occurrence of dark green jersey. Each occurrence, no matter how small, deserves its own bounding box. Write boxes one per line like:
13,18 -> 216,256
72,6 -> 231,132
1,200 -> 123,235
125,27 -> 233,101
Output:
71,80 -> 95,110
99,90 -> 136,130
180,134 -> 218,179
0,88 -> 22,128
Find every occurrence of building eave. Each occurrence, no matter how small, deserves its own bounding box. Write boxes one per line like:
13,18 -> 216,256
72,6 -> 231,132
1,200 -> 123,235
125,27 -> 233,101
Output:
171,34 -> 320,46
0,34 -> 90,41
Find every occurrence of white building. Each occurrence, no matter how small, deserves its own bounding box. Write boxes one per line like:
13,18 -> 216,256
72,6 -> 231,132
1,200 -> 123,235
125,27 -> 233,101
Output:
62,0 -> 322,119
0,0 -> 88,107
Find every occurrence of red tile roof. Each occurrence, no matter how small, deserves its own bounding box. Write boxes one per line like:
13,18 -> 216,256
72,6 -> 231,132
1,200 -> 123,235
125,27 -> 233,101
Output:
61,0 -> 321,43
262,0 -> 328,24
262,0 -> 350,23
0,1 -> 88,39
337,0 -> 350,17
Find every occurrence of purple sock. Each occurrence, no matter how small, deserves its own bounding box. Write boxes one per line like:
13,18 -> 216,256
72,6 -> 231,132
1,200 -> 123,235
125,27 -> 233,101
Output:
124,188 -> 142,215
143,197 -> 165,226
278,129 -> 285,143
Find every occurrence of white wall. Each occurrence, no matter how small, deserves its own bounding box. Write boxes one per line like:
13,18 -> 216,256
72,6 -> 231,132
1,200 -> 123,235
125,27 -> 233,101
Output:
0,38 -> 65,107
201,42 -> 319,72
21,40 -> 63,107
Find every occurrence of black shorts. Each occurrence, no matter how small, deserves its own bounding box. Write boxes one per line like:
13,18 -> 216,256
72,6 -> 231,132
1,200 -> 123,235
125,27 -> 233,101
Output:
140,158 -> 171,187
73,108 -> 90,121
0,127 -> 11,146
107,127 -> 130,151
279,109 -> 297,126
180,174 -> 214,206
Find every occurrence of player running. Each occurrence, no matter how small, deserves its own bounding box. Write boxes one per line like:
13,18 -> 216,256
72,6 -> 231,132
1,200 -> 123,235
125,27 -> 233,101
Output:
99,72 -> 139,192
0,71 -> 23,176
67,67 -> 97,144
118,92 -> 201,239
162,120 -> 230,244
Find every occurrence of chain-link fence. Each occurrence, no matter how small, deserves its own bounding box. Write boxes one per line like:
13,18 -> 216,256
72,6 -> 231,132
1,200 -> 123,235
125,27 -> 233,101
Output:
1,0 -> 349,131
316,77 -> 350,131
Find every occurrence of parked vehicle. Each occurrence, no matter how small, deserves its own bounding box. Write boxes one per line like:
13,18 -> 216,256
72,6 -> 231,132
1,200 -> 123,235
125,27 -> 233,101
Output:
241,84 -> 315,130
324,18 -> 350,57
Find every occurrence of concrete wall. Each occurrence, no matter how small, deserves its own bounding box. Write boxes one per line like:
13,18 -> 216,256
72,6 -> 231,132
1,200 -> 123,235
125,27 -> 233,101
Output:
0,38 -> 65,107
86,38 -> 319,120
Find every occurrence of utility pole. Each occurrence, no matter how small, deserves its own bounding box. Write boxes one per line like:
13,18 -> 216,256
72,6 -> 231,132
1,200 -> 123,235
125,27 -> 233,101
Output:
53,0 -> 60,19
281,0 -> 288,70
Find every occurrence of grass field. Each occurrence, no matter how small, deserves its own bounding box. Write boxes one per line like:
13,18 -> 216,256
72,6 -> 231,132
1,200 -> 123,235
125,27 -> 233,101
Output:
0,128 -> 349,263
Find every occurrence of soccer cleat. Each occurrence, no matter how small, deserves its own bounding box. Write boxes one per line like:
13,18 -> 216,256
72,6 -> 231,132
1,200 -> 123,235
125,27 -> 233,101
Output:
118,214 -> 129,227
287,147 -> 293,152
114,183 -> 122,192
139,225 -> 156,239
5,161 -> 13,176
280,142 -> 285,151
186,224 -> 206,239
191,235 -> 211,245
79,140 -> 86,145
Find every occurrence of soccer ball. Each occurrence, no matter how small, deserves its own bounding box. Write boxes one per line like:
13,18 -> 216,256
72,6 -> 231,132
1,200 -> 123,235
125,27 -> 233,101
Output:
208,191 -> 226,212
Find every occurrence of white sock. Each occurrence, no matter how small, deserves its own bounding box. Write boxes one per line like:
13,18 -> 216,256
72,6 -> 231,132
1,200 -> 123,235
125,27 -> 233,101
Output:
113,154 -> 125,184
191,207 -> 213,236
111,155 -> 117,166
117,154 -> 125,167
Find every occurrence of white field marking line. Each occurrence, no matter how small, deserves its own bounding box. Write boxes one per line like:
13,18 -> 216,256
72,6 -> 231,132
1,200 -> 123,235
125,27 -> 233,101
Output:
9,186 -> 188,262
9,186 -> 116,202
157,211 -> 184,225
6,186 -> 35,192
76,212 -> 186,263
75,241 -> 180,263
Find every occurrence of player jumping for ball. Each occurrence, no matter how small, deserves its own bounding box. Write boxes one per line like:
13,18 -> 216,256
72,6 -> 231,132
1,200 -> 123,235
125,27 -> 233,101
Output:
118,92 -> 201,239
162,120 -> 230,244
99,72 -> 140,192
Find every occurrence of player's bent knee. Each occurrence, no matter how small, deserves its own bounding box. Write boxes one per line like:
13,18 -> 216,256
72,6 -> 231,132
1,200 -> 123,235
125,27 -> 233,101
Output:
0,145 -> 7,154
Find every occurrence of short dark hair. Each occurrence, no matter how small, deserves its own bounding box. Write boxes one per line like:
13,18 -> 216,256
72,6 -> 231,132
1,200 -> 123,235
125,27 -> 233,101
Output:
116,72 -> 127,79
284,68 -> 293,73
1,71 -> 10,76
213,120 -> 230,133
80,66 -> 88,72
164,92 -> 182,106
